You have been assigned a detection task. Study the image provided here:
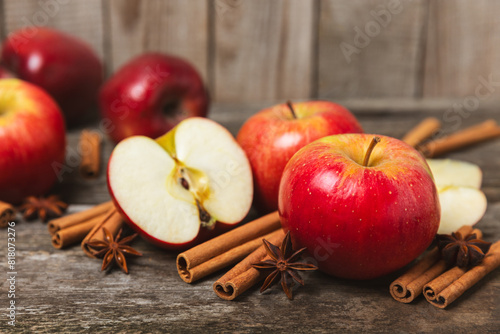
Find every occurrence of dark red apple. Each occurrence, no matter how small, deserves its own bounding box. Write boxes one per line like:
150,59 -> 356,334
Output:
99,53 -> 209,143
279,134 -> 440,280
237,101 -> 363,213
0,79 -> 66,203
1,27 -> 103,126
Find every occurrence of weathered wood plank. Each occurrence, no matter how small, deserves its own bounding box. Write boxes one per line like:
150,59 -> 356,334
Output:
318,0 -> 428,98
0,0 -> 5,40
213,0 -> 316,102
423,0 -> 500,98
1,202 -> 498,332
2,0 -> 105,60
107,0 -> 209,80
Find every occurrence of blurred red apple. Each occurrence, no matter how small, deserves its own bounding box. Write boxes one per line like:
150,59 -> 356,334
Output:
237,101 -> 363,213
0,79 -> 66,203
99,53 -> 209,143
1,28 -> 103,126
279,134 -> 440,280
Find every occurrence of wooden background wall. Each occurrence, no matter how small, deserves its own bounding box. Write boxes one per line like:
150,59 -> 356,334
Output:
1,0 -> 499,104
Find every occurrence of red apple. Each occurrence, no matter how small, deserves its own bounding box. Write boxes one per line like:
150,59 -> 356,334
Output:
279,134 -> 440,280
0,79 -> 66,203
1,28 -> 103,126
107,117 -> 252,250
99,53 -> 209,143
237,101 -> 363,213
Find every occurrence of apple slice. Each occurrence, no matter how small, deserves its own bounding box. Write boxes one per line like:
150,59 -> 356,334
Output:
427,158 -> 487,233
108,117 -> 253,250
437,186 -> 487,234
427,159 -> 482,189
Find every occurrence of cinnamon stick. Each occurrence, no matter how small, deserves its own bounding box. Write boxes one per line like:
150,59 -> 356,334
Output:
213,229 -> 285,301
390,225 -> 474,303
79,130 -> 102,178
81,208 -> 123,258
48,201 -> 114,235
177,211 -> 281,283
419,119 -> 500,158
51,212 -> 108,249
0,201 -> 15,228
402,117 -> 441,147
424,241 -> 500,308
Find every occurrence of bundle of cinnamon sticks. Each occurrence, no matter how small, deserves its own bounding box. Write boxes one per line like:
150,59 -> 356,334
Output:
176,211 -> 284,300
390,225 -> 500,308
402,117 -> 500,156
48,201 -> 124,258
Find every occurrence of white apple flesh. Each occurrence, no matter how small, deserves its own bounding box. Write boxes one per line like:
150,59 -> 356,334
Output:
436,186 -> 487,234
427,159 -> 482,189
108,117 -> 253,249
427,159 -> 487,234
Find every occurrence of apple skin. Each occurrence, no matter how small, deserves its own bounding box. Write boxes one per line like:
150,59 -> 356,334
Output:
99,53 -> 209,143
1,28 -> 103,126
0,79 -> 66,204
237,101 -> 363,213
279,134 -> 440,280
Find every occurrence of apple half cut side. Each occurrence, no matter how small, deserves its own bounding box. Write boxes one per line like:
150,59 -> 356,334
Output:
108,117 -> 253,250
437,186 -> 487,234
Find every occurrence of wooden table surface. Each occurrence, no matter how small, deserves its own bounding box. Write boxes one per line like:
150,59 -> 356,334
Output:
1,100 -> 499,333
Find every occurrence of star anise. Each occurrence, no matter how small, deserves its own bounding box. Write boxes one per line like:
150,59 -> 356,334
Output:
85,228 -> 142,274
18,195 -> 68,222
252,231 -> 318,300
437,232 -> 492,268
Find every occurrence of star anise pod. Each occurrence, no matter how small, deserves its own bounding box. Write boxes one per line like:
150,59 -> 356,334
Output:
252,231 -> 318,300
437,232 -> 492,268
85,228 -> 142,274
18,195 -> 68,222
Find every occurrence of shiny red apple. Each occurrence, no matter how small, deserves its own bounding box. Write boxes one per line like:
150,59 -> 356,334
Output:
0,79 -> 66,203
279,134 -> 440,280
237,101 -> 363,213
99,53 -> 209,143
1,28 -> 103,126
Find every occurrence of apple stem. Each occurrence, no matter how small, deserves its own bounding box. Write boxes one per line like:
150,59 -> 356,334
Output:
286,100 -> 297,119
363,136 -> 381,167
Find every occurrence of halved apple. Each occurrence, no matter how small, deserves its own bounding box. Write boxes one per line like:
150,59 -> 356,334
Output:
427,159 -> 487,234
108,117 -> 253,250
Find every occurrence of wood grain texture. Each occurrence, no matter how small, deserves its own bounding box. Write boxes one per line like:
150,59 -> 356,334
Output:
1,101 -> 500,331
107,0 -> 209,80
318,0 -> 428,98
2,0 -> 105,59
0,0 -> 5,40
1,211 -> 499,332
423,0 -> 500,98
213,0 -> 316,102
